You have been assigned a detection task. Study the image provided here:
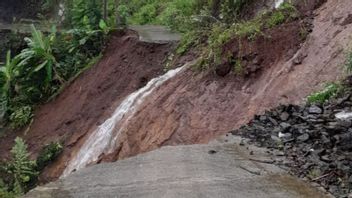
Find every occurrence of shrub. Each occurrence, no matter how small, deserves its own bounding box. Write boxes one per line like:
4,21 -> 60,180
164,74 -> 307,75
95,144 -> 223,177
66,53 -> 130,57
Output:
9,106 -> 33,129
70,0 -> 103,29
132,4 -> 158,25
307,83 -> 342,104
233,19 -> 262,40
5,137 -> 38,195
345,51 -> 352,73
0,51 -> 21,104
267,11 -> 286,28
0,21 -> 108,128
36,142 -> 63,171
266,2 -> 298,28
0,187 -> 15,198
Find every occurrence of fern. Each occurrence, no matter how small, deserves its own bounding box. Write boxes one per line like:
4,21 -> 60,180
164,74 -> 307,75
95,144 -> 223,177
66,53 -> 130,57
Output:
6,137 -> 38,195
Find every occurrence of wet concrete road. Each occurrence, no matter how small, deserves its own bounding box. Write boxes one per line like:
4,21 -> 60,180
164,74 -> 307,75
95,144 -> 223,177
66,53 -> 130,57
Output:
0,23 -> 181,44
129,25 -> 181,43
25,136 -> 330,198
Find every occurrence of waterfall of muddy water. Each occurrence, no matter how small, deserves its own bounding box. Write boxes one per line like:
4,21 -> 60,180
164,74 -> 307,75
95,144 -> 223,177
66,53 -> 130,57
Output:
275,0 -> 284,8
62,66 -> 186,177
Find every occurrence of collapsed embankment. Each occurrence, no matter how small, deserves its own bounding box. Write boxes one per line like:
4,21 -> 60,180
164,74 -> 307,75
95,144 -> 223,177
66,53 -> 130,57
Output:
98,0 -> 350,162
1,0 -> 351,184
0,30 -> 175,182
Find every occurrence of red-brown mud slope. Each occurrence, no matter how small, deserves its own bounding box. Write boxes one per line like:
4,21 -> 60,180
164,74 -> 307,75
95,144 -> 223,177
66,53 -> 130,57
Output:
101,0 -> 352,161
0,30 -> 174,180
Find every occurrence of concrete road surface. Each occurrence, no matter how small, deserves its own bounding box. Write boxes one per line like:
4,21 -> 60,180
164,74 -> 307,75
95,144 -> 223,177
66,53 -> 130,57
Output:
25,135 -> 330,198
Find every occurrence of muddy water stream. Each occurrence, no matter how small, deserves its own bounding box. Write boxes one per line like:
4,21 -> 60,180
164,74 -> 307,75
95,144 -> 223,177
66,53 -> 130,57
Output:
62,66 -> 186,177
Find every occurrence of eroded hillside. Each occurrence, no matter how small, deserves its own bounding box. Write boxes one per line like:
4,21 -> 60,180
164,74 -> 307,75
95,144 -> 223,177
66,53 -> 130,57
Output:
0,0 -> 351,187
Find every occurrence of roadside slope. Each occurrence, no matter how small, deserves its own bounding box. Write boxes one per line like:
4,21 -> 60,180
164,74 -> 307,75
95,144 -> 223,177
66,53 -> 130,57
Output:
100,0 -> 351,161
0,30 -> 174,181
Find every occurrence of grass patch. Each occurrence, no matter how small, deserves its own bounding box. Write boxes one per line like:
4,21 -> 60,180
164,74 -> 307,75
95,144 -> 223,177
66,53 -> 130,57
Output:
307,83 -> 342,104
345,51 -> 352,73
181,1 -> 299,72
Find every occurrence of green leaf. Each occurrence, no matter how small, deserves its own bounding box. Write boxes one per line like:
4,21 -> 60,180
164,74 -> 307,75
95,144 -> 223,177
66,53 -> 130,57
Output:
79,38 -> 87,45
34,60 -> 48,72
99,19 -> 107,30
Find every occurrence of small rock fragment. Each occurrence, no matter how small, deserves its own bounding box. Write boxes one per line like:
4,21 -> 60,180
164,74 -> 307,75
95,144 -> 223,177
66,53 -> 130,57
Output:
309,106 -> 323,114
208,150 -> 217,154
297,133 -> 310,142
280,112 -> 290,121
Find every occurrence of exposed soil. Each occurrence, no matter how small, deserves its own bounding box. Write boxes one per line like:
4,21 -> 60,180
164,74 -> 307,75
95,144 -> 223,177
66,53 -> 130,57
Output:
0,30 -> 175,182
1,0 -> 351,185
98,0 -> 348,162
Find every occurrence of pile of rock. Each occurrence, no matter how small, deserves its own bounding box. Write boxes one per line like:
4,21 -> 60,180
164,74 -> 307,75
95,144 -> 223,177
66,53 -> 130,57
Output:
232,89 -> 352,197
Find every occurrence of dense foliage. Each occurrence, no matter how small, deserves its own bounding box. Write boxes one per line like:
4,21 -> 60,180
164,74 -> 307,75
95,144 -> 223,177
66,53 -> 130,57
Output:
0,138 -> 63,197
117,0 -> 260,31
1,138 -> 37,196
0,25 -> 108,129
0,0 -> 305,196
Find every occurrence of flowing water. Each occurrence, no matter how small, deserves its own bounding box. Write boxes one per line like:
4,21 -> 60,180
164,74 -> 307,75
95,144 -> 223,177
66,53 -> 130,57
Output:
62,66 -> 186,177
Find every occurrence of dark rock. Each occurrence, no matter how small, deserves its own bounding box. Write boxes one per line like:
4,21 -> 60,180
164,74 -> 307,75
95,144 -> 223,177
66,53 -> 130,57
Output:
259,115 -> 267,122
337,120 -> 352,128
321,135 -> 331,144
268,117 -> 279,126
328,185 -> 338,194
280,122 -> 291,131
349,175 -> 352,183
208,150 -> 217,154
320,155 -> 332,162
236,87 -> 352,197
239,139 -> 245,146
274,151 -> 285,156
297,133 -> 310,142
309,105 -> 323,114
279,132 -> 293,139
271,135 -> 281,142
215,62 -> 231,77
280,112 -> 290,121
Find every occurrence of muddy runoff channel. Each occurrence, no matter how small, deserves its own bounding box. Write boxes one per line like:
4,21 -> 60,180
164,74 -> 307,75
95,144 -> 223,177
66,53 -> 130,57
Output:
62,65 -> 187,177
61,0 -> 289,178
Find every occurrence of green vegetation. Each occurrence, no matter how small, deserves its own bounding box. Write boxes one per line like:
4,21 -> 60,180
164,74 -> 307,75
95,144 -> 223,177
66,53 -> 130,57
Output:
307,83 -> 342,104
119,0 -> 199,32
308,50 -> 352,104
1,138 -> 38,196
0,139 -> 63,197
345,50 -> 352,73
119,0 -> 298,67
36,142 -> 63,171
0,1 -> 115,193
0,0 -> 303,195
184,2 -> 298,70
0,26 -> 107,128
267,2 -> 297,28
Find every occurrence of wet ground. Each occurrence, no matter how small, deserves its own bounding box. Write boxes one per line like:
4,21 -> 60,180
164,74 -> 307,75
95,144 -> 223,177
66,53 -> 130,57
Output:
25,135 -> 331,198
